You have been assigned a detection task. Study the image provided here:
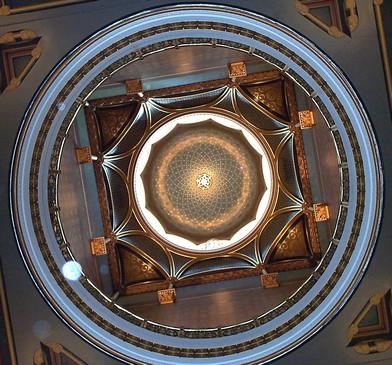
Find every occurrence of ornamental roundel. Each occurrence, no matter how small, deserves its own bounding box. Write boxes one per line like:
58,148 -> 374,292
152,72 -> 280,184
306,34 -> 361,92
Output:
134,113 -> 271,251
11,5 -> 381,365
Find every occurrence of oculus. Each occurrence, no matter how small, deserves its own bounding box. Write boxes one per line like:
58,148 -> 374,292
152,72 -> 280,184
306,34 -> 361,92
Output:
134,113 -> 271,251
196,173 -> 212,191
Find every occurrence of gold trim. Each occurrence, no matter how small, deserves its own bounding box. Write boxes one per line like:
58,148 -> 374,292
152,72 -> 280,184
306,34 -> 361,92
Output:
129,107 -> 278,257
298,110 -> 314,129
353,340 -> 392,355
125,79 -> 143,95
84,70 -> 321,295
4,41 -> 42,91
158,288 -> 176,304
344,0 -> 358,32
261,272 -> 279,288
228,61 -> 247,78
313,203 -> 330,222
1,0 -> 91,16
34,342 -> 86,365
0,261 -> 17,365
295,0 -> 345,38
90,237 -> 107,256
347,291 -> 386,340
75,146 -> 92,164
373,0 -> 392,109
0,29 -> 38,43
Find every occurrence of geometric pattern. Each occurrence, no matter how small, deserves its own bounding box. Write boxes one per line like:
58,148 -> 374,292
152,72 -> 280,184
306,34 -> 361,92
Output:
0,29 -> 41,92
85,70 -> 322,296
348,290 -> 392,354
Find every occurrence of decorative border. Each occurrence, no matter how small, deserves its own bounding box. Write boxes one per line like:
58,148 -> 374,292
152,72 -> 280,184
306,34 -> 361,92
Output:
84,70 -> 320,294
34,342 -> 87,365
0,260 -> 17,365
0,30 -> 42,92
373,0 -> 392,110
39,29 -> 358,343
11,5 -> 382,365
0,0 -> 93,16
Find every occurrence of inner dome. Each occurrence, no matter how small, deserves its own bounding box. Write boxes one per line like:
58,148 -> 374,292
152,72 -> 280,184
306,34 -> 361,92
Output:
134,113 -> 272,252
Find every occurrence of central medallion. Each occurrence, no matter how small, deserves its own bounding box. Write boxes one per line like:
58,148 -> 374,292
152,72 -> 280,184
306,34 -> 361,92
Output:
196,173 -> 212,190
133,113 -> 273,252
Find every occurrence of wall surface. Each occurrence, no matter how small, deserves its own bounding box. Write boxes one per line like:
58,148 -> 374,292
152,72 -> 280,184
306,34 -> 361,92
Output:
0,1 -> 391,364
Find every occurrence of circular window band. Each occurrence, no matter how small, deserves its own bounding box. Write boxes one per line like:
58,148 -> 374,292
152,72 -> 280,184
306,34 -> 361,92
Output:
12,5 -> 382,364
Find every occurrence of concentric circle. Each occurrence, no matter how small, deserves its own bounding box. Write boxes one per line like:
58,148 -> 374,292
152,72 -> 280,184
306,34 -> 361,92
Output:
11,5 -> 382,365
133,113 -> 272,252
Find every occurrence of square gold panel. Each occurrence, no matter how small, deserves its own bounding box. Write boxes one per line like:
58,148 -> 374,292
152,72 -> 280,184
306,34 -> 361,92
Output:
298,110 -> 314,129
261,273 -> 279,288
91,237 -> 107,256
125,79 -> 143,95
75,146 -> 92,164
228,61 -> 247,78
313,203 -> 330,222
158,288 -> 176,304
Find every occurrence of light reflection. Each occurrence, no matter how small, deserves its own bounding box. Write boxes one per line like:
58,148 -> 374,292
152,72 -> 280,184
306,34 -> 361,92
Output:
61,261 -> 82,281
32,320 -> 52,339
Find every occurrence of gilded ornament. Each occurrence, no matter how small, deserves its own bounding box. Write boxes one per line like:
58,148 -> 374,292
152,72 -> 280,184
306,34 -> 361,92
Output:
298,110 -> 314,129
90,237 -> 107,256
313,203 -> 330,222
125,79 -> 143,95
0,6 -> 10,16
228,61 -> 247,78
75,146 -> 92,164
261,272 -> 279,288
158,288 -> 176,304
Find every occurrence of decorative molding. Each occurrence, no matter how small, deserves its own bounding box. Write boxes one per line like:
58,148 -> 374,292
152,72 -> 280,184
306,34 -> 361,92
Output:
348,290 -> 392,354
228,61 -> 247,78
75,146 -> 92,164
0,0 -> 93,16
296,0 -> 345,38
261,273 -> 279,288
298,110 -> 315,129
0,29 -> 37,44
296,0 -> 358,37
0,260 -> 17,365
344,0 -> 358,32
125,79 -> 143,95
373,0 -> 392,110
158,288 -> 176,304
313,203 -> 330,221
353,340 -> 392,355
32,30 -> 360,345
90,237 -> 107,256
10,7 -> 381,362
84,70 -> 321,295
0,30 -> 41,92
34,342 -> 87,365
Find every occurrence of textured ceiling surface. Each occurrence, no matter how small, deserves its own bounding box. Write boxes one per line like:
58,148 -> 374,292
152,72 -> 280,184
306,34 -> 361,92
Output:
140,119 -> 267,244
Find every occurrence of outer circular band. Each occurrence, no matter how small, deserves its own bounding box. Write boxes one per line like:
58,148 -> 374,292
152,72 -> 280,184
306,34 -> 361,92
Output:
11,5 -> 382,365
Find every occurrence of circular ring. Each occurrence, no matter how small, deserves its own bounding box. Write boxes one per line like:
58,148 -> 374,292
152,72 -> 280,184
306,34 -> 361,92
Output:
11,5 -> 382,365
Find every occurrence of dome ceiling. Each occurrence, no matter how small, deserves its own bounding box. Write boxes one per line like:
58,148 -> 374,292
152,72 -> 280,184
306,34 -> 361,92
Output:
138,118 -> 267,246
11,5 -> 382,365
84,71 -> 322,297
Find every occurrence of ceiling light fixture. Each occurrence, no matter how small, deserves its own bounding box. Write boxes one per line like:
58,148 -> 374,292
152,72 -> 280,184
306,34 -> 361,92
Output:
196,173 -> 212,190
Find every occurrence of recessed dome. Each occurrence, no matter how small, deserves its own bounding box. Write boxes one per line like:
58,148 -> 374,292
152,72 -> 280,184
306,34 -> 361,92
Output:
134,114 -> 272,251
